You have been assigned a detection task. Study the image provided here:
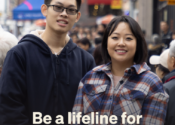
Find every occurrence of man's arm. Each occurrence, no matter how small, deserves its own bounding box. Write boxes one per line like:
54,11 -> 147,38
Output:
0,50 -> 29,125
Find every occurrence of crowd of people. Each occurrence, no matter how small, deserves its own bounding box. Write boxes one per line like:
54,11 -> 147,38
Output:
0,0 -> 175,125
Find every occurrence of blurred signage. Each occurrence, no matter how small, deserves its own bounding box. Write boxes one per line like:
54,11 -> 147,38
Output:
88,0 -> 111,5
110,0 -> 122,9
88,4 -> 122,17
167,0 -> 175,5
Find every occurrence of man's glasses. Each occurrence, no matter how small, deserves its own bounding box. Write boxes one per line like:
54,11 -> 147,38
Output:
47,5 -> 78,15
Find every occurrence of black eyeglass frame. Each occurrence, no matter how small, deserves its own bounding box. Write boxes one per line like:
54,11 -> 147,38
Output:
47,5 -> 79,15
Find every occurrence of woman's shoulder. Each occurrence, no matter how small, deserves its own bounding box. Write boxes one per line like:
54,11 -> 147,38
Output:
81,63 -> 110,82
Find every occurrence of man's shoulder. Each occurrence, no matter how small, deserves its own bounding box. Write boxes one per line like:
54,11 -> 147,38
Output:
164,79 -> 175,90
75,46 -> 94,60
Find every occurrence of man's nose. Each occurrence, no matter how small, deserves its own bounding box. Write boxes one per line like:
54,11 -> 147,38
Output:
60,8 -> 68,17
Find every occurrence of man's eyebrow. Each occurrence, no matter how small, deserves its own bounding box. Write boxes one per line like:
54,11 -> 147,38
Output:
55,2 -> 76,8
55,2 -> 63,5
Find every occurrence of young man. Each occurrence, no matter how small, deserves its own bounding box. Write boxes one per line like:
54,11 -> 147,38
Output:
0,0 -> 95,125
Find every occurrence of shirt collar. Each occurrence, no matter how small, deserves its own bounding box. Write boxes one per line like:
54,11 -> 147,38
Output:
93,62 -> 150,75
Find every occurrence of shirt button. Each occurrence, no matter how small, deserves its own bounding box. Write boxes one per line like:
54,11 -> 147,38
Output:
128,69 -> 131,74
120,80 -> 124,84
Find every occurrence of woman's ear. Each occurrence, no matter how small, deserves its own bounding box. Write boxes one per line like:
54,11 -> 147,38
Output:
41,4 -> 48,17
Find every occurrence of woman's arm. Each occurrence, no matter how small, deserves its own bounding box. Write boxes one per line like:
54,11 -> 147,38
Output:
140,80 -> 169,125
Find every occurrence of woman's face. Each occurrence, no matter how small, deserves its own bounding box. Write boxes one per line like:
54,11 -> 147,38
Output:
107,22 -> 137,64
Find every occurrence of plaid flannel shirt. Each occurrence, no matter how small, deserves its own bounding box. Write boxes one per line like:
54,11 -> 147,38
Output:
72,62 -> 169,125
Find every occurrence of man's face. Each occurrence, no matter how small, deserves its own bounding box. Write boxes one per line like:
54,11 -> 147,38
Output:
43,0 -> 81,33
160,22 -> 168,32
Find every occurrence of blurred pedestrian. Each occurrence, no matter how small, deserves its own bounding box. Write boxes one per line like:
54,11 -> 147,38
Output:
97,24 -> 106,37
73,24 -> 79,34
94,37 -> 102,47
93,44 -> 103,66
0,0 -> 95,125
164,40 -> 175,125
77,38 -> 94,55
172,30 -> 175,40
0,26 -> 18,76
70,33 -> 78,43
147,34 -> 165,70
77,26 -> 86,39
72,16 -> 169,125
160,21 -> 172,48
149,49 -> 170,81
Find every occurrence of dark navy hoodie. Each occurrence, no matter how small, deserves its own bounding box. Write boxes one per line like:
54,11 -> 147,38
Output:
0,34 -> 96,125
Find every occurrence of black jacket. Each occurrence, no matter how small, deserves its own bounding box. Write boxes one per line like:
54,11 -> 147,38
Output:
163,69 -> 175,125
0,34 -> 96,125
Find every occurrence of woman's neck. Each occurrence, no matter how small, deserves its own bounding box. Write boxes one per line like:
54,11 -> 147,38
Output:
111,59 -> 134,77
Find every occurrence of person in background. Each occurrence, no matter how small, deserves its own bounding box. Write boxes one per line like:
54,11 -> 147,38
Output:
93,44 -> 103,66
160,21 -> 172,48
147,34 -> 165,70
77,38 -> 94,55
94,37 -> 102,47
0,0 -> 96,124
83,27 -> 90,34
72,16 -> 169,125
0,26 -> 18,76
164,40 -> 175,125
172,30 -> 175,40
70,33 -> 78,43
77,26 -> 86,39
149,49 -> 170,81
97,24 -> 106,37
72,24 -> 79,34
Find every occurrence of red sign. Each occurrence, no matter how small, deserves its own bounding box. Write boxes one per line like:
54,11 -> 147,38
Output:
88,0 -> 112,5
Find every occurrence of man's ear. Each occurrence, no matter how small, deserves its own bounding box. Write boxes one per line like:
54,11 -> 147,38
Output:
41,4 -> 48,17
75,12 -> 81,23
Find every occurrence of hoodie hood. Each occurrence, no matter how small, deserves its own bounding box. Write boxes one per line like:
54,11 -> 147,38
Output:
18,30 -> 78,85
19,30 -> 75,55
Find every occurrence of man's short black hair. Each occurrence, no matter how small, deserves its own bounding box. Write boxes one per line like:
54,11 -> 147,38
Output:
44,0 -> 81,11
101,16 -> 148,64
77,38 -> 91,47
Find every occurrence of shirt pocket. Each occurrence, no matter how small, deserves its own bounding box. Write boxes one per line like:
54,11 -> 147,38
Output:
82,84 -> 107,114
120,87 -> 147,115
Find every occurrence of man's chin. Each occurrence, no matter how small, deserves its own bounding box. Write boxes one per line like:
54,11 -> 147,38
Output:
54,28 -> 68,34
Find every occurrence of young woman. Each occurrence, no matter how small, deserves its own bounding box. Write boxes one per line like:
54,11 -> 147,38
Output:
72,16 -> 169,125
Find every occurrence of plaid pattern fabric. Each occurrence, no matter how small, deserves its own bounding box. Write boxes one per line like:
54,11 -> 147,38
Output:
72,62 -> 169,125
